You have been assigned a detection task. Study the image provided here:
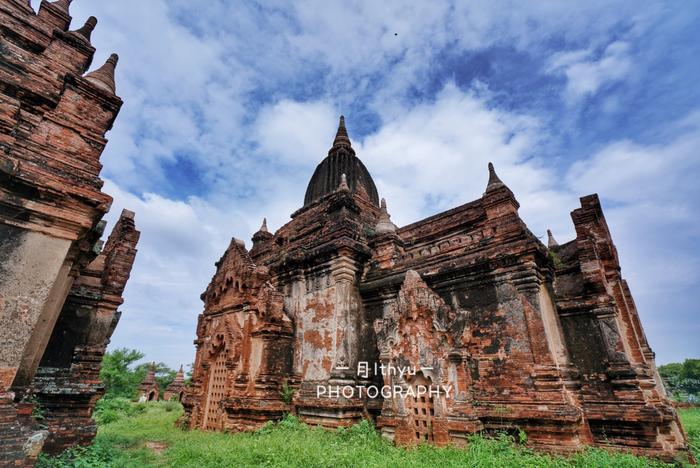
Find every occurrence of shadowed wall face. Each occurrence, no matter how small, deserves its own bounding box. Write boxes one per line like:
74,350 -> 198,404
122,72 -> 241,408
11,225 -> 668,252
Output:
0,1 -> 138,464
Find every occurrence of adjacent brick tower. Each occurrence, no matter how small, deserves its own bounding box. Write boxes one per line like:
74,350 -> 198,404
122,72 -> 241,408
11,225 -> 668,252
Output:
184,116 -> 691,462
0,1 -> 139,464
164,365 -> 186,402
137,364 -> 160,402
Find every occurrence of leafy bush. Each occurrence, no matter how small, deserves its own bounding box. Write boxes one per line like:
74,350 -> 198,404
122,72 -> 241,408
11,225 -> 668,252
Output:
36,441 -> 116,468
93,397 -> 147,425
336,418 -> 377,442
277,413 -> 305,430
163,400 -> 180,412
659,359 -> 700,402
280,379 -> 295,405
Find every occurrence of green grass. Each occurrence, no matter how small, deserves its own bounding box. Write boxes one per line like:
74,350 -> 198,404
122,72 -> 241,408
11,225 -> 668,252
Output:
38,403 -> 699,467
680,407 -> 700,461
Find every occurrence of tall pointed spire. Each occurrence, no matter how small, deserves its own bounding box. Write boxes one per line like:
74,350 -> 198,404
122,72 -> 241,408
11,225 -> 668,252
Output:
73,16 -> 97,42
547,229 -> 559,248
85,53 -> 118,94
259,218 -> 268,233
485,162 -> 505,193
332,115 -> 352,150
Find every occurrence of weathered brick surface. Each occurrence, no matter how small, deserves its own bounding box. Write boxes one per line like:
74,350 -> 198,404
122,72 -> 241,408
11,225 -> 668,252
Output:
33,210 -> 139,455
0,1 -> 138,464
184,117 -> 692,463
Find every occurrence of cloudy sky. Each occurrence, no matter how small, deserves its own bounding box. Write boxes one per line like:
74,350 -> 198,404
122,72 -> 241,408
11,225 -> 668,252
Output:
55,1 -> 699,368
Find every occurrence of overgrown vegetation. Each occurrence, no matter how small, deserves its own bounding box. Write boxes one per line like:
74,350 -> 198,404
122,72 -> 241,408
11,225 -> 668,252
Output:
683,407 -> 700,461
280,379 -> 295,405
40,349 -> 698,466
659,359 -> 700,403
38,401 -> 699,467
100,348 -> 187,400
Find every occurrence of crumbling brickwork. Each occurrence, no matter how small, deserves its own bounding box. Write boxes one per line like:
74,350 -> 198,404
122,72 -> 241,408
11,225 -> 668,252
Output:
184,116 -> 692,462
0,1 -> 138,464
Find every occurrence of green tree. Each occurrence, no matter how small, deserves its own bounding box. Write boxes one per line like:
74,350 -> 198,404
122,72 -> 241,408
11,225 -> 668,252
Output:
659,359 -> 700,402
100,348 -> 145,399
681,359 -> 700,381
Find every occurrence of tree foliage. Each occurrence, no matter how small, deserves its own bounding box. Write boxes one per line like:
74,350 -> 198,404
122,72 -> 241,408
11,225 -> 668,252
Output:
658,359 -> 700,402
100,348 -> 145,399
100,348 -> 178,400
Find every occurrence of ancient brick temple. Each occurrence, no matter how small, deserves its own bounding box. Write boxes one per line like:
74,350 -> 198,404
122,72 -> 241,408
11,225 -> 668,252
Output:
183,119 -> 691,460
164,365 -> 186,402
137,364 -> 160,402
0,1 -> 139,464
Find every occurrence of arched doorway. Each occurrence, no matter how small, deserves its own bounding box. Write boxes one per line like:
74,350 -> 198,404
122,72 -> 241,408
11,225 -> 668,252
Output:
148,390 -> 157,401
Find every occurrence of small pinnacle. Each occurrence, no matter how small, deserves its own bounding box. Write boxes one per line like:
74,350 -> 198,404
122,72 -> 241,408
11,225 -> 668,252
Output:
547,229 -> 559,248
338,173 -> 350,192
375,197 -> 397,234
260,218 -> 268,233
332,115 -> 352,149
73,16 -> 97,42
485,161 -> 505,193
50,0 -> 71,13
85,53 -> 118,94
120,208 -> 135,220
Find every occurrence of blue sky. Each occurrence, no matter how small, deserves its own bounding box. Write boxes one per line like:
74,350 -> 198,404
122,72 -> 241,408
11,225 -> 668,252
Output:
56,0 -> 699,369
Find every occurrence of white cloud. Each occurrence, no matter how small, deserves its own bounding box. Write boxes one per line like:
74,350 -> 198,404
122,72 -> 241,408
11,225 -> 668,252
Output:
547,41 -> 633,102
565,117 -> 700,293
66,0 -> 662,194
101,83 -> 700,368
253,100 -> 338,165
100,180 -> 240,368
51,0 -> 698,367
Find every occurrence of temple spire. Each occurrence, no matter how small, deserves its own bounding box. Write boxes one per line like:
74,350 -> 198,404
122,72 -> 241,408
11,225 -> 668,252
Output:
332,115 -> 352,150
85,53 -> 118,94
485,162 -> 505,193
252,217 -> 272,246
375,198 -> 398,234
73,16 -> 97,42
547,229 -> 559,248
